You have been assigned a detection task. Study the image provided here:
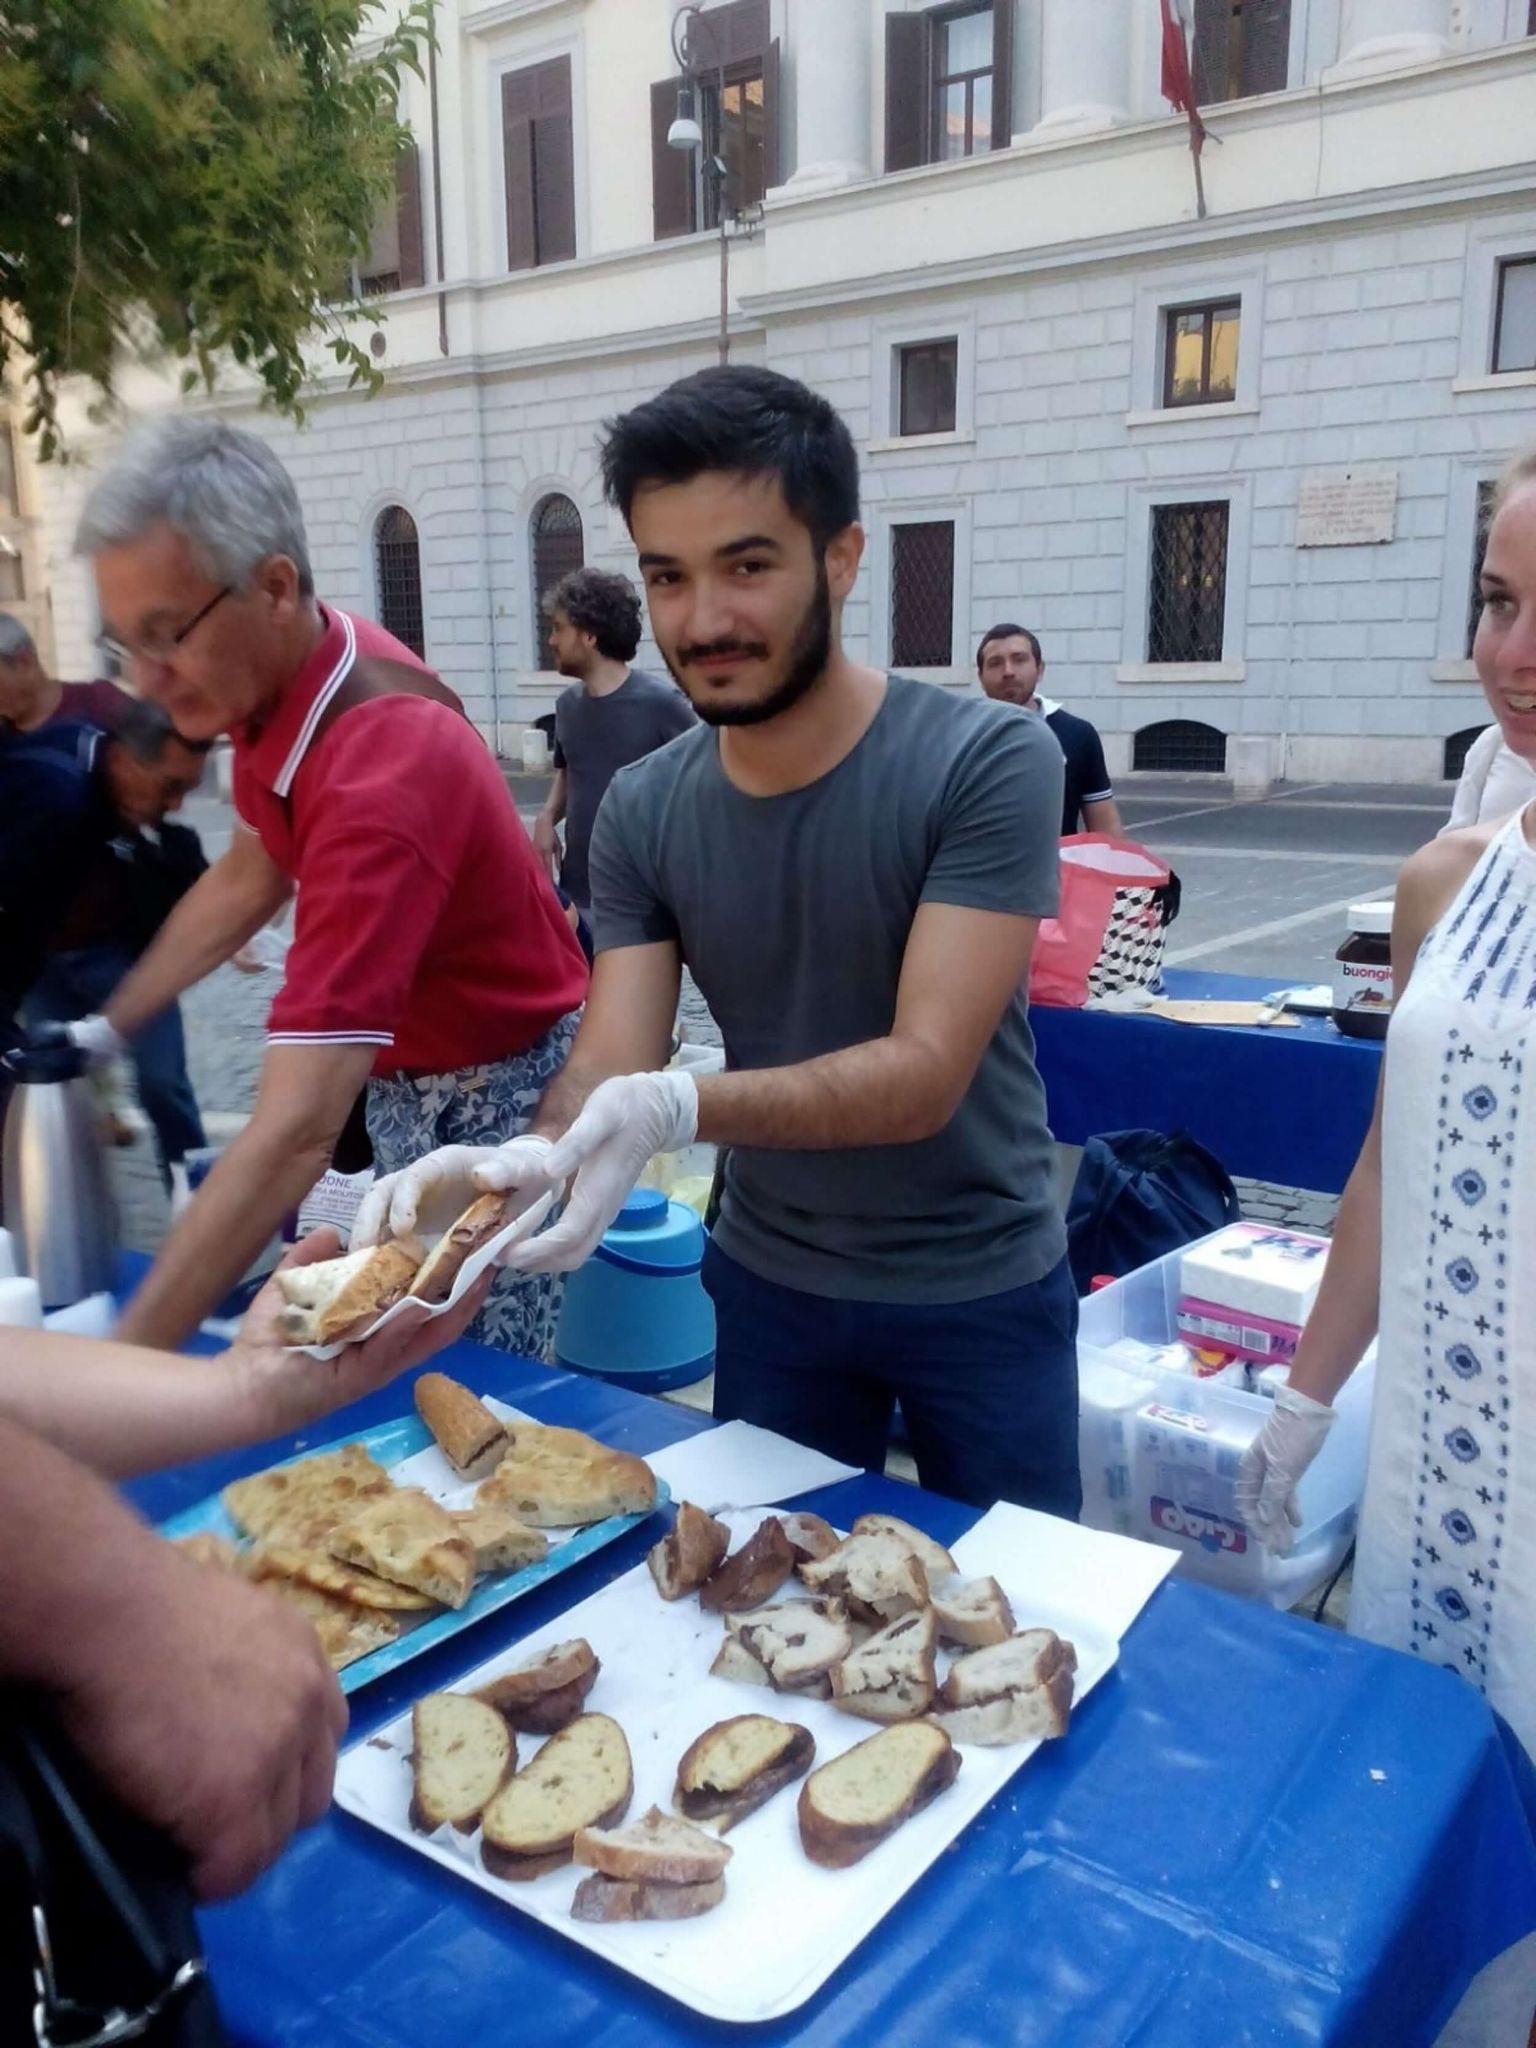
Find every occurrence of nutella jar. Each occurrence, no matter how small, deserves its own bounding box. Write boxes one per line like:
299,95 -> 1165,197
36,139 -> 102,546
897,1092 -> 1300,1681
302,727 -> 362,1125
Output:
1337,902 -> 1394,1001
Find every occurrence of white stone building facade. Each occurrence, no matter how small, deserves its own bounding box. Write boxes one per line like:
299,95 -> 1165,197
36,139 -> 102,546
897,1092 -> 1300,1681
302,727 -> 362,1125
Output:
33,0 -> 1536,785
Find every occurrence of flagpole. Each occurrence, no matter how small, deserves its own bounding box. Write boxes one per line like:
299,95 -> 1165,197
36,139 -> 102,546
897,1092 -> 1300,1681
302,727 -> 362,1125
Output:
1189,112 -> 1207,219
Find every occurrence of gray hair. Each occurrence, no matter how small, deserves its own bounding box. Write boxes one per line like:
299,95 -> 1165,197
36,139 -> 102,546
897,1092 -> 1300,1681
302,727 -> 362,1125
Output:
0,613 -> 36,662
75,417 -> 313,597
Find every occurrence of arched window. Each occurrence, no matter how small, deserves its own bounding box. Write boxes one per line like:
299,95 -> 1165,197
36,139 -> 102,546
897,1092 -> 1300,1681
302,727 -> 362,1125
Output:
1444,725 -> 1491,782
530,493 -> 584,667
1132,718 -> 1227,775
374,505 -> 424,658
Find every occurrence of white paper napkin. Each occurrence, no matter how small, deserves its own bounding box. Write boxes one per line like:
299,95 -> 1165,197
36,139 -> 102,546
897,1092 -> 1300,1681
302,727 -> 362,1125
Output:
951,1499 -> 1177,1646
643,1420 -> 860,1513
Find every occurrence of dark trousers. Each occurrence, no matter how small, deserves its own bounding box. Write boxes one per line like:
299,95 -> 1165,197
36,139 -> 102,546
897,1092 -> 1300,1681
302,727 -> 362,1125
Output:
25,947 -> 205,1180
702,1239 -> 1082,1518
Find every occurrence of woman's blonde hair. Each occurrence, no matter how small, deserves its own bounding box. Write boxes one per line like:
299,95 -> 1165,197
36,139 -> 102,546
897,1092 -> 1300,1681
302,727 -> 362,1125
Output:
1493,444 -> 1536,515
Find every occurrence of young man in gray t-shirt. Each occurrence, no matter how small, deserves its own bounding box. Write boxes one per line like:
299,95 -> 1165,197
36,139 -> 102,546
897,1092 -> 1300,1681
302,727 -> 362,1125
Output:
362,367 -> 1078,1516
532,566 -> 696,909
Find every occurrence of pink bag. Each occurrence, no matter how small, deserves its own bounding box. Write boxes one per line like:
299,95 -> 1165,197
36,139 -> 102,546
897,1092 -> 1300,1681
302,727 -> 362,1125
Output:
1028,835 -> 1177,1009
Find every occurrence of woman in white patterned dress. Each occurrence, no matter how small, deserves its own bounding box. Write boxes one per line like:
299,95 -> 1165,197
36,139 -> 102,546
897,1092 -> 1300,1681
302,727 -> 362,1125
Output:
1239,448 -> 1536,1763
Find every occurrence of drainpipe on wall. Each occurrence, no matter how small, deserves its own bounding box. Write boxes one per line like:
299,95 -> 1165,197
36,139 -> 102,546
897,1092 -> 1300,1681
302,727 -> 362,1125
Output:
428,32 -> 449,360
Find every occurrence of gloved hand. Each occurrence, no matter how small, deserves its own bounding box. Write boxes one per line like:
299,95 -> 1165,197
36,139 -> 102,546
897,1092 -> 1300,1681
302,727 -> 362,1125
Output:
352,1134 -> 557,1248
66,1014 -> 127,1063
505,1071 -> 698,1276
1234,1383 -> 1337,1552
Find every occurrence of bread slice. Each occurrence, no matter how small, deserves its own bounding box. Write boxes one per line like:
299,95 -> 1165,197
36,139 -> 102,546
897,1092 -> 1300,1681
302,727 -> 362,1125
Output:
409,1693 -> 515,1833
774,1511 -> 840,1564
851,1513 -> 957,1583
709,1635 -> 773,1689
324,1488 -> 476,1610
797,1722 -> 960,1869
480,1713 -> 632,1880
699,1517 -> 796,1613
929,1574 -> 1016,1650
477,1638 -> 599,1734
478,1421 -> 656,1528
414,1373 -> 508,1482
573,1804 -> 731,1885
571,1873 -> 725,1923
410,1194 -> 517,1306
727,1600 -> 854,1694
274,1241 -> 423,1347
935,1628 -> 1076,1745
648,1502 -> 731,1600
674,1715 -> 815,1833
829,1608 -> 939,1723
448,1503 -> 549,1576
799,1531 -> 929,1625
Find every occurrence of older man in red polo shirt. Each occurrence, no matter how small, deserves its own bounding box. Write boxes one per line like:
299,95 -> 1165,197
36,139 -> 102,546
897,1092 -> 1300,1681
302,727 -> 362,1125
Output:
68,418 -> 587,1354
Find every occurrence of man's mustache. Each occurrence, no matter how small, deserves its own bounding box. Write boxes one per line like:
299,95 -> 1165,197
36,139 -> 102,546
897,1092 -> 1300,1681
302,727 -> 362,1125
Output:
678,639 -> 770,665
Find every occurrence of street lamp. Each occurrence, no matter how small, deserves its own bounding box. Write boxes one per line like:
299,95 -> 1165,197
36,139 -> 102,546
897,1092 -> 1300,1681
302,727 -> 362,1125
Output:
667,4 -> 733,366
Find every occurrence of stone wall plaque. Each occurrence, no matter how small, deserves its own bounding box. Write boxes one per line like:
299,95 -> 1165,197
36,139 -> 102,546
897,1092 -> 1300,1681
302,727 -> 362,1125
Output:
1296,467 -> 1399,547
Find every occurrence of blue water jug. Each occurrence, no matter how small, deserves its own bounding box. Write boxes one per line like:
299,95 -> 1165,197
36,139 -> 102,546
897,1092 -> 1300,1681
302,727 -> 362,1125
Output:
554,1187 -> 714,1391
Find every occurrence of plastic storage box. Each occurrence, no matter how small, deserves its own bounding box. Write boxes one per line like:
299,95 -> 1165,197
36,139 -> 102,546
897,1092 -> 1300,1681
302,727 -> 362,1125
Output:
1077,1233 -> 1376,1607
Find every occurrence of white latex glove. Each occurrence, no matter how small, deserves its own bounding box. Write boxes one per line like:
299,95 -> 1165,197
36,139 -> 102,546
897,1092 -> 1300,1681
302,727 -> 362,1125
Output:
352,1135 -> 557,1248
66,1014 -> 127,1065
505,1071 -> 698,1276
1234,1383 -> 1337,1553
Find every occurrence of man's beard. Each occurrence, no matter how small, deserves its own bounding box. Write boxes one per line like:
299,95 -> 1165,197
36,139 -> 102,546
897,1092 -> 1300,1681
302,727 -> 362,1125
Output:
665,564 -> 832,729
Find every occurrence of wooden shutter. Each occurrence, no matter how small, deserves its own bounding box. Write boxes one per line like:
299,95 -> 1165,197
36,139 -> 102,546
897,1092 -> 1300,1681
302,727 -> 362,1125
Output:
1191,0 -> 1229,105
651,76 -> 696,239
503,67 -> 540,270
1240,0 -> 1291,96
762,36 -> 781,190
885,13 -> 928,172
991,0 -> 1015,149
503,58 -> 574,270
395,140 -> 425,288
697,0 -> 769,68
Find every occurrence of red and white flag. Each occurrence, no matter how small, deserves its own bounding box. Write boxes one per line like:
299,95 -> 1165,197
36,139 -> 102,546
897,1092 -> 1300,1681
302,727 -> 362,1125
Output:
1159,0 -> 1207,154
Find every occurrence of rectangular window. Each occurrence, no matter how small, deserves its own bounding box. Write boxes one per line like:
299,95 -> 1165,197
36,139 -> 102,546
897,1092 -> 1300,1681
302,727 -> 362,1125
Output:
650,0 -> 778,241
931,4 -> 995,162
897,340 -> 959,436
891,522 -> 956,667
1192,0 -> 1291,105
502,56 -> 576,272
1468,479 -> 1498,655
1493,256 -> 1536,374
885,3 -> 1013,173
700,68 -> 766,229
1162,299 -> 1241,407
1148,502 -> 1229,663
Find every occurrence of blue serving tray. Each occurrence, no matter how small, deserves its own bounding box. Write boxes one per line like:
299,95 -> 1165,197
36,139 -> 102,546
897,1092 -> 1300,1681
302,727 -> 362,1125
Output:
159,1412 -> 668,1694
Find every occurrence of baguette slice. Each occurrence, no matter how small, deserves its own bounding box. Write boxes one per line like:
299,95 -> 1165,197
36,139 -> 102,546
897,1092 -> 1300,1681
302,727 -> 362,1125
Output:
799,1531 -> 929,1625
674,1715 -> 815,1833
414,1372 -> 508,1482
448,1503 -> 549,1576
851,1513 -> 957,1583
275,1241 -> 422,1347
727,1599 -> 854,1693
410,1194 -> 518,1307
648,1502 -> 730,1600
325,1488 -> 476,1610
797,1722 -> 960,1869
699,1517 -> 796,1613
477,1638 -> 599,1734
571,1873 -> 725,1923
929,1574 -> 1016,1650
573,1804 -> 731,1885
481,1713 -> 632,1880
829,1608 -> 938,1723
935,1628 -> 1076,1746
409,1693 -> 515,1834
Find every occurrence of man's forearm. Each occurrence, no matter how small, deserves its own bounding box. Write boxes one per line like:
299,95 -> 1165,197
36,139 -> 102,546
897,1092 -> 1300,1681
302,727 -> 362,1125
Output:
108,859 -> 290,1039
692,1035 -> 956,1152
115,1116 -> 334,1350
538,769 -> 568,830
0,1330 -> 269,1479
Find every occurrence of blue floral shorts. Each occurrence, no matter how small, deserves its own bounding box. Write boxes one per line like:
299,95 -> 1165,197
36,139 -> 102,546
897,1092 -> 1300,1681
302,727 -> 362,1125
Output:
365,1009 -> 581,1361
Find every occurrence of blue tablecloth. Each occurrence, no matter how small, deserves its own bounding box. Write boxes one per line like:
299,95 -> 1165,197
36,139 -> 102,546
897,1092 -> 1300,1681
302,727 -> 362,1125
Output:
125,1300 -> 1536,2048
1031,968 -> 1383,1195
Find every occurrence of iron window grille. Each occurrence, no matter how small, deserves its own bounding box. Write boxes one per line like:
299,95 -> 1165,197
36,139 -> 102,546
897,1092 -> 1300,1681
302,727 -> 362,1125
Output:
1148,501 -> 1229,664
898,340 -> 959,436
1162,299 -> 1241,408
374,506 -> 424,658
891,521 -> 956,667
531,494 -> 585,668
1133,719 -> 1229,774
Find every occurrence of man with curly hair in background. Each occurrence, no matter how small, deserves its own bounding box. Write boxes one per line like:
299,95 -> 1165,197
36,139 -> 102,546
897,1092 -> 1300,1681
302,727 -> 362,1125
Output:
533,566 -> 695,915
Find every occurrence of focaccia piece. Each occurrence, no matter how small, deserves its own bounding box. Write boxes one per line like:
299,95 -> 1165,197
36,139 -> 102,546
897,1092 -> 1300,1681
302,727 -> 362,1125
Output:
259,1576 -> 400,1671
274,1241 -> 422,1347
222,1443 -> 394,1550
247,1544 -> 438,1612
477,1420 -> 656,1528
325,1488 -> 476,1610
414,1372 -> 508,1482
447,1503 -> 549,1576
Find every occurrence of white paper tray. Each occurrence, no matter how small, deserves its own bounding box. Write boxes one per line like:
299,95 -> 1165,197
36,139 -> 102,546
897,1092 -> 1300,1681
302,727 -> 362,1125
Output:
334,1508 -> 1124,2024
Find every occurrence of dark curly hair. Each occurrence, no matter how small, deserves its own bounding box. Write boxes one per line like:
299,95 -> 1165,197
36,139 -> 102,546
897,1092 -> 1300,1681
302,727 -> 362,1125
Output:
543,566 -> 643,662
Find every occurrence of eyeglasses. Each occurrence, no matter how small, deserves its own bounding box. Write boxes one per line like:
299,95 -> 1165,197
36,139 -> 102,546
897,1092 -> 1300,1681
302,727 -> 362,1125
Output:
97,585 -> 232,669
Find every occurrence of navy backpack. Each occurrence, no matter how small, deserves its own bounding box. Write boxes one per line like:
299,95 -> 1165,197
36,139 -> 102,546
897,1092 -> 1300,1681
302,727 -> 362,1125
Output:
1065,1128 -> 1241,1296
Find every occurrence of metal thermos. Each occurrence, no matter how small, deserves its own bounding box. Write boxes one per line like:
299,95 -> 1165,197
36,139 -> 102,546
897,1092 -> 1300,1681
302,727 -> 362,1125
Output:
1,1039 -> 117,1309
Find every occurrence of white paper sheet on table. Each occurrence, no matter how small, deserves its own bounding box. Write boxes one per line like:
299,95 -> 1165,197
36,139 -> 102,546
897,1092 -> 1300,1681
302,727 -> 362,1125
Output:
643,1420 -> 860,1512
952,1499 -> 1177,1642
